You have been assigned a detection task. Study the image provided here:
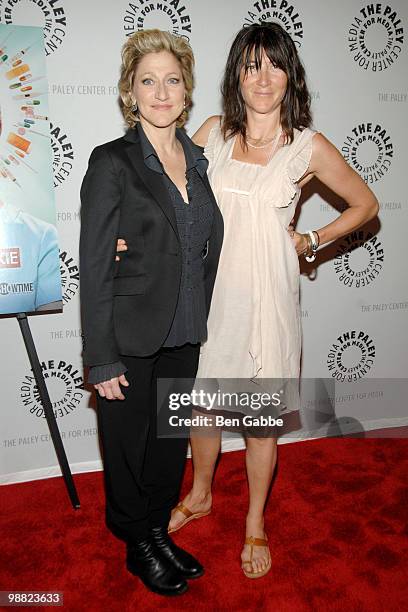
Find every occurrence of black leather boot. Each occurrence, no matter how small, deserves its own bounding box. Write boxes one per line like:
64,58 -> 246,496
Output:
126,538 -> 188,596
150,526 -> 204,579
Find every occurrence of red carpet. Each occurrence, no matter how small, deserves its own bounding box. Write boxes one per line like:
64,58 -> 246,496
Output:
1,438 -> 408,611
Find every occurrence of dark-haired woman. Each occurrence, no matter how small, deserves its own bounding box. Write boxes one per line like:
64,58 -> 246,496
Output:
165,22 -> 379,578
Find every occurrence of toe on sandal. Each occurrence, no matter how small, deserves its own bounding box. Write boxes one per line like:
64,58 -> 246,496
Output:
168,502 -> 211,534
241,536 -> 272,579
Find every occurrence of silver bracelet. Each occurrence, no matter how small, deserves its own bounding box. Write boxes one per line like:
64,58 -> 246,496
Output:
304,230 -> 318,262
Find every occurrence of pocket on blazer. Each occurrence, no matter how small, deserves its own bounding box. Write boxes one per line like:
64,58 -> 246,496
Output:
113,274 -> 145,295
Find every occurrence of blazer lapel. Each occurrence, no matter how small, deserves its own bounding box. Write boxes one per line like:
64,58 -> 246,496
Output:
123,129 -> 179,241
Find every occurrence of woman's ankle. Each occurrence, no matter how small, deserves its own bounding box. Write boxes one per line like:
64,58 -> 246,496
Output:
189,487 -> 212,503
245,512 -> 265,527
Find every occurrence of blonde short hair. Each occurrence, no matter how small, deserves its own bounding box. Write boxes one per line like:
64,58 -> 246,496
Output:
119,30 -> 195,128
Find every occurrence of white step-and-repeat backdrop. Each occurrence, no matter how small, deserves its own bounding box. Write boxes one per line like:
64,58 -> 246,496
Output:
1,0 -> 407,483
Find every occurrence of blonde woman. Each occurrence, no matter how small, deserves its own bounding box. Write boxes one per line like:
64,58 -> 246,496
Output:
80,29 -> 223,596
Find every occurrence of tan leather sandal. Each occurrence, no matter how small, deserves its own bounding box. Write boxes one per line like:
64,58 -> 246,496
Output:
168,502 -> 212,534
241,536 -> 272,579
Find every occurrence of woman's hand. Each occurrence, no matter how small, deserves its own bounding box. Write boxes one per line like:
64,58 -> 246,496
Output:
115,238 -> 128,261
94,374 -> 129,400
115,238 -> 127,261
287,224 -> 309,256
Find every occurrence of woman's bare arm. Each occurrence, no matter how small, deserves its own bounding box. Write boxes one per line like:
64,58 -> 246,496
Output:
192,115 -> 221,147
292,133 -> 379,254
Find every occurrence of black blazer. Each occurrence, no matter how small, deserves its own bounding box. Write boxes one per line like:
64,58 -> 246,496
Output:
79,127 -> 223,367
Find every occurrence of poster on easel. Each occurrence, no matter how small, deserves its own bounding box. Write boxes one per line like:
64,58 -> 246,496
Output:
0,23 -> 61,315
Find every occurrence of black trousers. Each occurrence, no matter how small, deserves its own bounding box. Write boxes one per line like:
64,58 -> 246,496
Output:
96,343 -> 200,543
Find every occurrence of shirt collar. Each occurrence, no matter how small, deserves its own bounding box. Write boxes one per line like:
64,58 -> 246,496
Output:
135,121 -> 208,177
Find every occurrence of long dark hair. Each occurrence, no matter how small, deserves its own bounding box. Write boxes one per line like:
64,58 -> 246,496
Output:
221,22 -> 312,144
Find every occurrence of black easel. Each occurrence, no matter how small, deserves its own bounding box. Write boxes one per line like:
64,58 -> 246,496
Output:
17,313 -> 80,509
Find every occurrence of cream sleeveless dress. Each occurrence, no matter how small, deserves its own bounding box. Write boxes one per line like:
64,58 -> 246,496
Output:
196,123 -> 317,414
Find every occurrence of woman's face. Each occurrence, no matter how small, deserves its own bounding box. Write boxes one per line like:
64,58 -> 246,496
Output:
239,50 -> 287,116
131,50 -> 185,129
